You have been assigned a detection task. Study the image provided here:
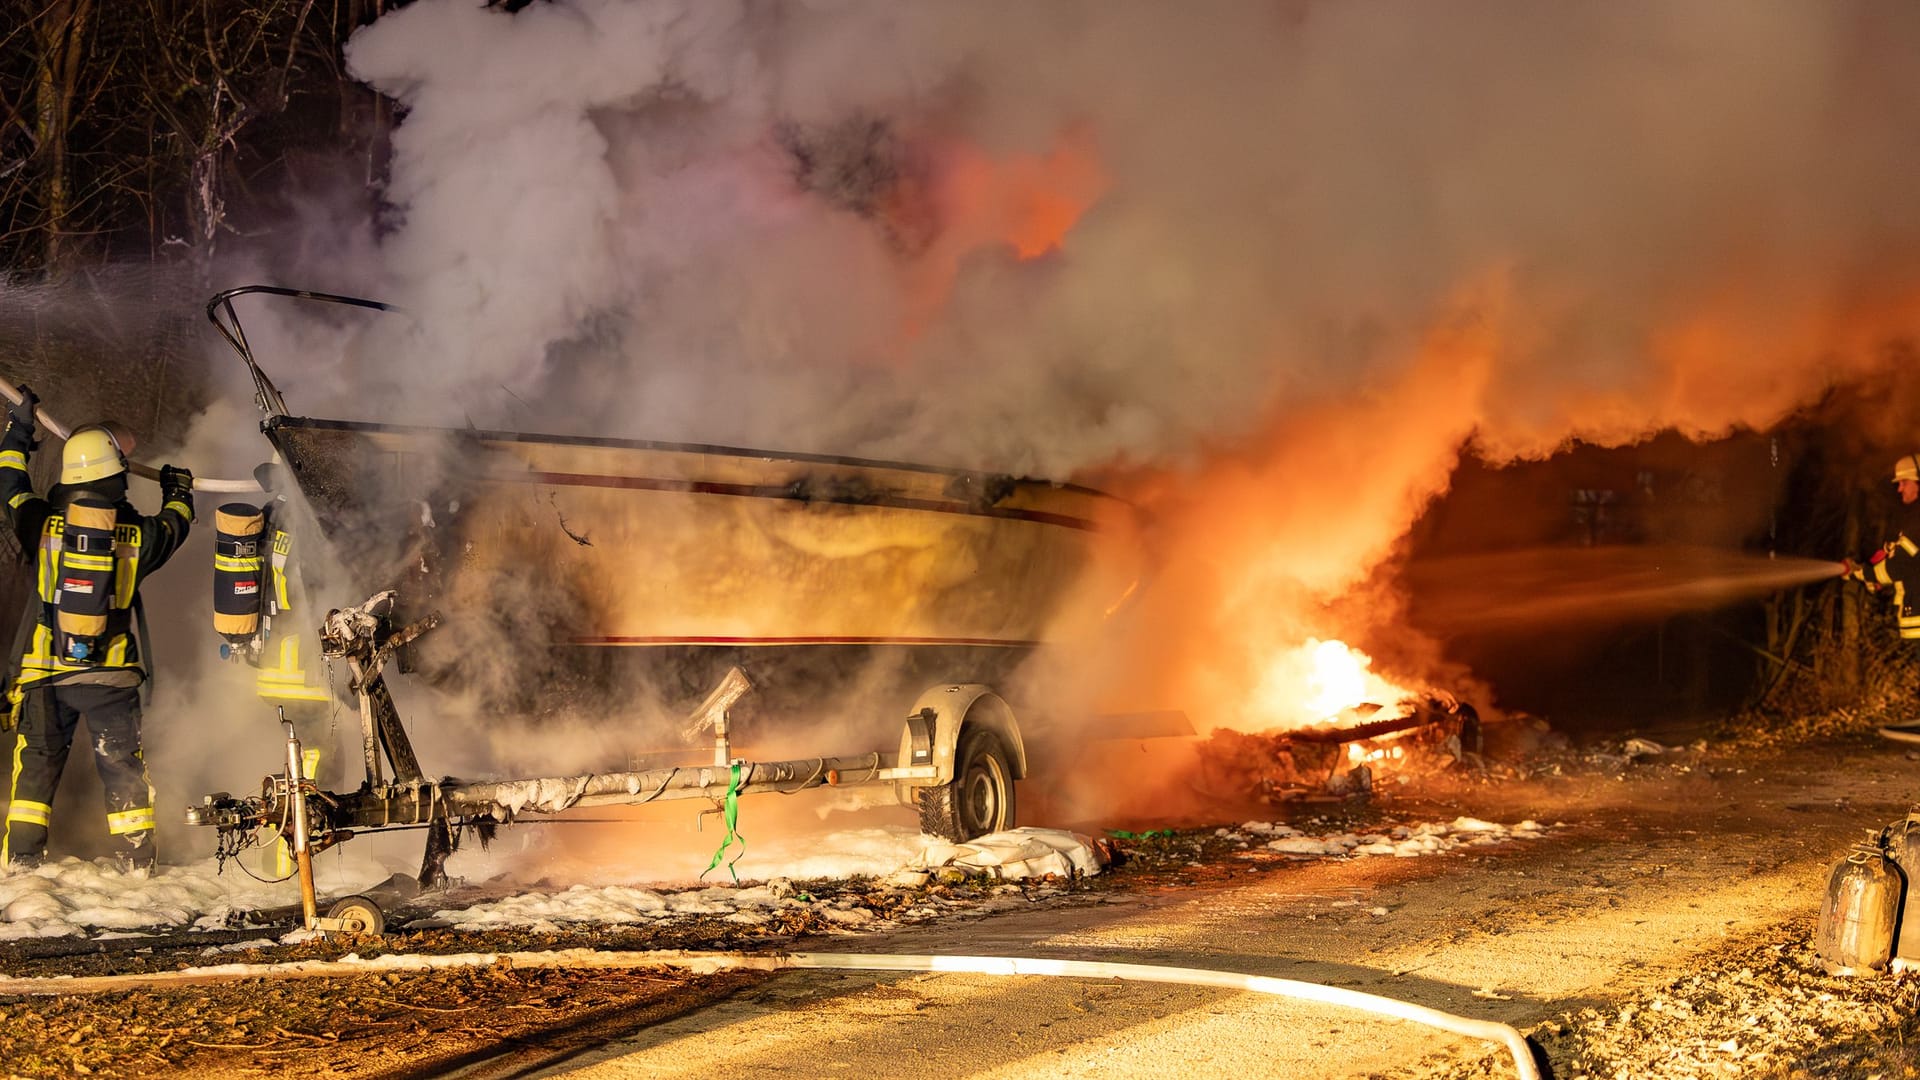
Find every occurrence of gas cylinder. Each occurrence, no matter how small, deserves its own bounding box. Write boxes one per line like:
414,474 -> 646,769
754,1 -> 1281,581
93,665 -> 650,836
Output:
1815,831 -> 1904,976
1884,813 -> 1920,966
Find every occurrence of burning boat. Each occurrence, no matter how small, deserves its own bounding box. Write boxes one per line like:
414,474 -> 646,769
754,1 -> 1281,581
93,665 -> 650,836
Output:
187,286 -> 1144,926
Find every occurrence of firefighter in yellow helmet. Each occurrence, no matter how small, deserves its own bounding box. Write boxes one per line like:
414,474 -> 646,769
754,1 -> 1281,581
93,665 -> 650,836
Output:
1842,454 -> 1920,743
0,387 -> 193,873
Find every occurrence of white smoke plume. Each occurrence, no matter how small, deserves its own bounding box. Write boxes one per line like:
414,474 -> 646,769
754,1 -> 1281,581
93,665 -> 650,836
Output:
312,2 -> 1920,476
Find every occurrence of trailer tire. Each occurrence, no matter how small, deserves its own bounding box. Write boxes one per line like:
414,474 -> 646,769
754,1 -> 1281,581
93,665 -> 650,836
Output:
326,895 -> 385,936
918,727 -> 1016,842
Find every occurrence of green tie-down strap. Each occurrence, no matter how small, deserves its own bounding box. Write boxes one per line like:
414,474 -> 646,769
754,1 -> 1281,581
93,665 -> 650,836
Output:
702,762 -> 746,883
1107,828 -> 1178,840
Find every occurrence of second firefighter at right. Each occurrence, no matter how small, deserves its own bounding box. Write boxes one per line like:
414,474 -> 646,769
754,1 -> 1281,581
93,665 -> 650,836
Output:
1843,453 -> 1920,743
213,469 -> 336,775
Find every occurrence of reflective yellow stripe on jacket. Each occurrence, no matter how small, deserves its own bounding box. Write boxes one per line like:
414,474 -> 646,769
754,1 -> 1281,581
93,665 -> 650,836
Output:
1895,577 -> 1920,640
271,530 -> 294,613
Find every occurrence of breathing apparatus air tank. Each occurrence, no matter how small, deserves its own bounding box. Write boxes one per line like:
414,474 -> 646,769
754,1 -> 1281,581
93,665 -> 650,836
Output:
213,503 -> 265,656
1815,830 -> 1905,976
53,496 -> 119,664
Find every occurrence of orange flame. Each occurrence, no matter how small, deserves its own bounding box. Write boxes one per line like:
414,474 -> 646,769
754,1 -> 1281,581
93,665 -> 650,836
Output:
931,125 -> 1107,261
886,125 -> 1109,337
1080,286 -> 1503,736
1250,638 -> 1418,731
1347,743 -> 1407,765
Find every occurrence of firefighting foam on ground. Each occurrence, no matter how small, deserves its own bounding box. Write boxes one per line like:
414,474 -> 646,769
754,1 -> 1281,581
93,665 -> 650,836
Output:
12,2 -> 1920,1077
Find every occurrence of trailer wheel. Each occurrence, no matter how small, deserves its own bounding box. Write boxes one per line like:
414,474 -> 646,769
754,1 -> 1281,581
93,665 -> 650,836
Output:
326,895 -> 385,936
919,727 -> 1016,842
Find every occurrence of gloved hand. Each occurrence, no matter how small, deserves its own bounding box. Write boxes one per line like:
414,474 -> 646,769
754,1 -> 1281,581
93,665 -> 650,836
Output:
6,384 -> 37,434
159,464 -> 194,501
1841,558 -> 1859,579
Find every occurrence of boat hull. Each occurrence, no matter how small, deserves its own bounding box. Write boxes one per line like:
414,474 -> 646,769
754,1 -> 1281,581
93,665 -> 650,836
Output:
266,418 -> 1141,702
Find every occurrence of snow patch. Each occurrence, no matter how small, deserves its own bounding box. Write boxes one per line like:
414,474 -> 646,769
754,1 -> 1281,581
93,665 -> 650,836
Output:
0,825 -> 934,941
429,829 -> 1101,932
1230,816 -> 1546,861
912,828 -> 1104,880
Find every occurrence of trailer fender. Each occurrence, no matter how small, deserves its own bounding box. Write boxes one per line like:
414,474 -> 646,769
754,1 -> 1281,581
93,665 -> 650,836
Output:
897,685 -> 1026,796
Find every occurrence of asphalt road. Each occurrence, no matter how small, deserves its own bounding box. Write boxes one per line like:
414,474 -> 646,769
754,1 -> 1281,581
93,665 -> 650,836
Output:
513,736 -> 1911,1080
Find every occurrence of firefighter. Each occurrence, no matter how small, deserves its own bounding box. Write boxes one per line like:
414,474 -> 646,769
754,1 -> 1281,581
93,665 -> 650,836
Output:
1842,454 -> 1920,743
0,386 -> 193,873
212,462 -> 337,783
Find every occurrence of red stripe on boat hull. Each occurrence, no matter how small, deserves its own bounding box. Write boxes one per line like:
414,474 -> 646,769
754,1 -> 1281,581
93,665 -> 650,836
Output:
572,636 -> 1046,648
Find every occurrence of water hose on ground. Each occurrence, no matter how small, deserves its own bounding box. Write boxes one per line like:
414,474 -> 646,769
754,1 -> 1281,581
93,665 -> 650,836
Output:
0,947 -> 1542,1079
0,382 -> 258,493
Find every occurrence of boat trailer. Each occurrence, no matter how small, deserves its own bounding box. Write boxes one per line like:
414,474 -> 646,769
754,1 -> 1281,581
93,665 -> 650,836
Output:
186,591 -> 1027,935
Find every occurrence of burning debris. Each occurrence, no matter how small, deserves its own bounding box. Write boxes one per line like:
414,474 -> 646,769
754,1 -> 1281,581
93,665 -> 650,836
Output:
1180,637 -> 1489,806
1194,692 -> 1483,806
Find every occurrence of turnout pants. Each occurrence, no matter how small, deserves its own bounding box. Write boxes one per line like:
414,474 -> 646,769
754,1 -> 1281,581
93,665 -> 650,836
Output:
3,683 -> 155,867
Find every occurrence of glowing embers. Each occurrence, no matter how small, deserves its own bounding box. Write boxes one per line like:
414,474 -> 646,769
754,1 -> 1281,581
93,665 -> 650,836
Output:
1328,738 -> 1412,798
1348,742 -> 1407,766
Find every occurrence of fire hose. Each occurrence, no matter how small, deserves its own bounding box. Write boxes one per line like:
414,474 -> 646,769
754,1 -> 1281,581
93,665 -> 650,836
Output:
0,382 -> 258,493
0,948 -> 1542,1078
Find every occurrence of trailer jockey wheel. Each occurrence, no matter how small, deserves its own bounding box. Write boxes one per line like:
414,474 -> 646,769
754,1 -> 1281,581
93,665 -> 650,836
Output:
919,727 -> 1017,842
326,895 -> 385,936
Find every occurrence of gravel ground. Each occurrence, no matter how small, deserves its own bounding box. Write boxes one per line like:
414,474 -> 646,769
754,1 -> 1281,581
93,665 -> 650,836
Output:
1385,919 -> 1920,1080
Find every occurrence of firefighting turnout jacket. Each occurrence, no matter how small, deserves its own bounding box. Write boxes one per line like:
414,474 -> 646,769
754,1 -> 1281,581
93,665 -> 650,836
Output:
0,419 -> 193,687
250,505 -> 328,705
1849,502 -> 1920,640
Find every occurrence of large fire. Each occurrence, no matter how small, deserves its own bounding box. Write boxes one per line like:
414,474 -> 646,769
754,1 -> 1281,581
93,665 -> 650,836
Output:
1249,638 -> 1419,732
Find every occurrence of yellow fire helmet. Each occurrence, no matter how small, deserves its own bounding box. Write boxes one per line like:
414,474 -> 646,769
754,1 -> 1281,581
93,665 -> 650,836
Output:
61,424 -> 129,485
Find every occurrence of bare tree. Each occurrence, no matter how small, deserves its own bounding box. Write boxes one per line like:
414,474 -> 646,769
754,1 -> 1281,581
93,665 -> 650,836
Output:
0,0 -> 382,279
137,0 -> 319,274
1,0 -> 106,275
